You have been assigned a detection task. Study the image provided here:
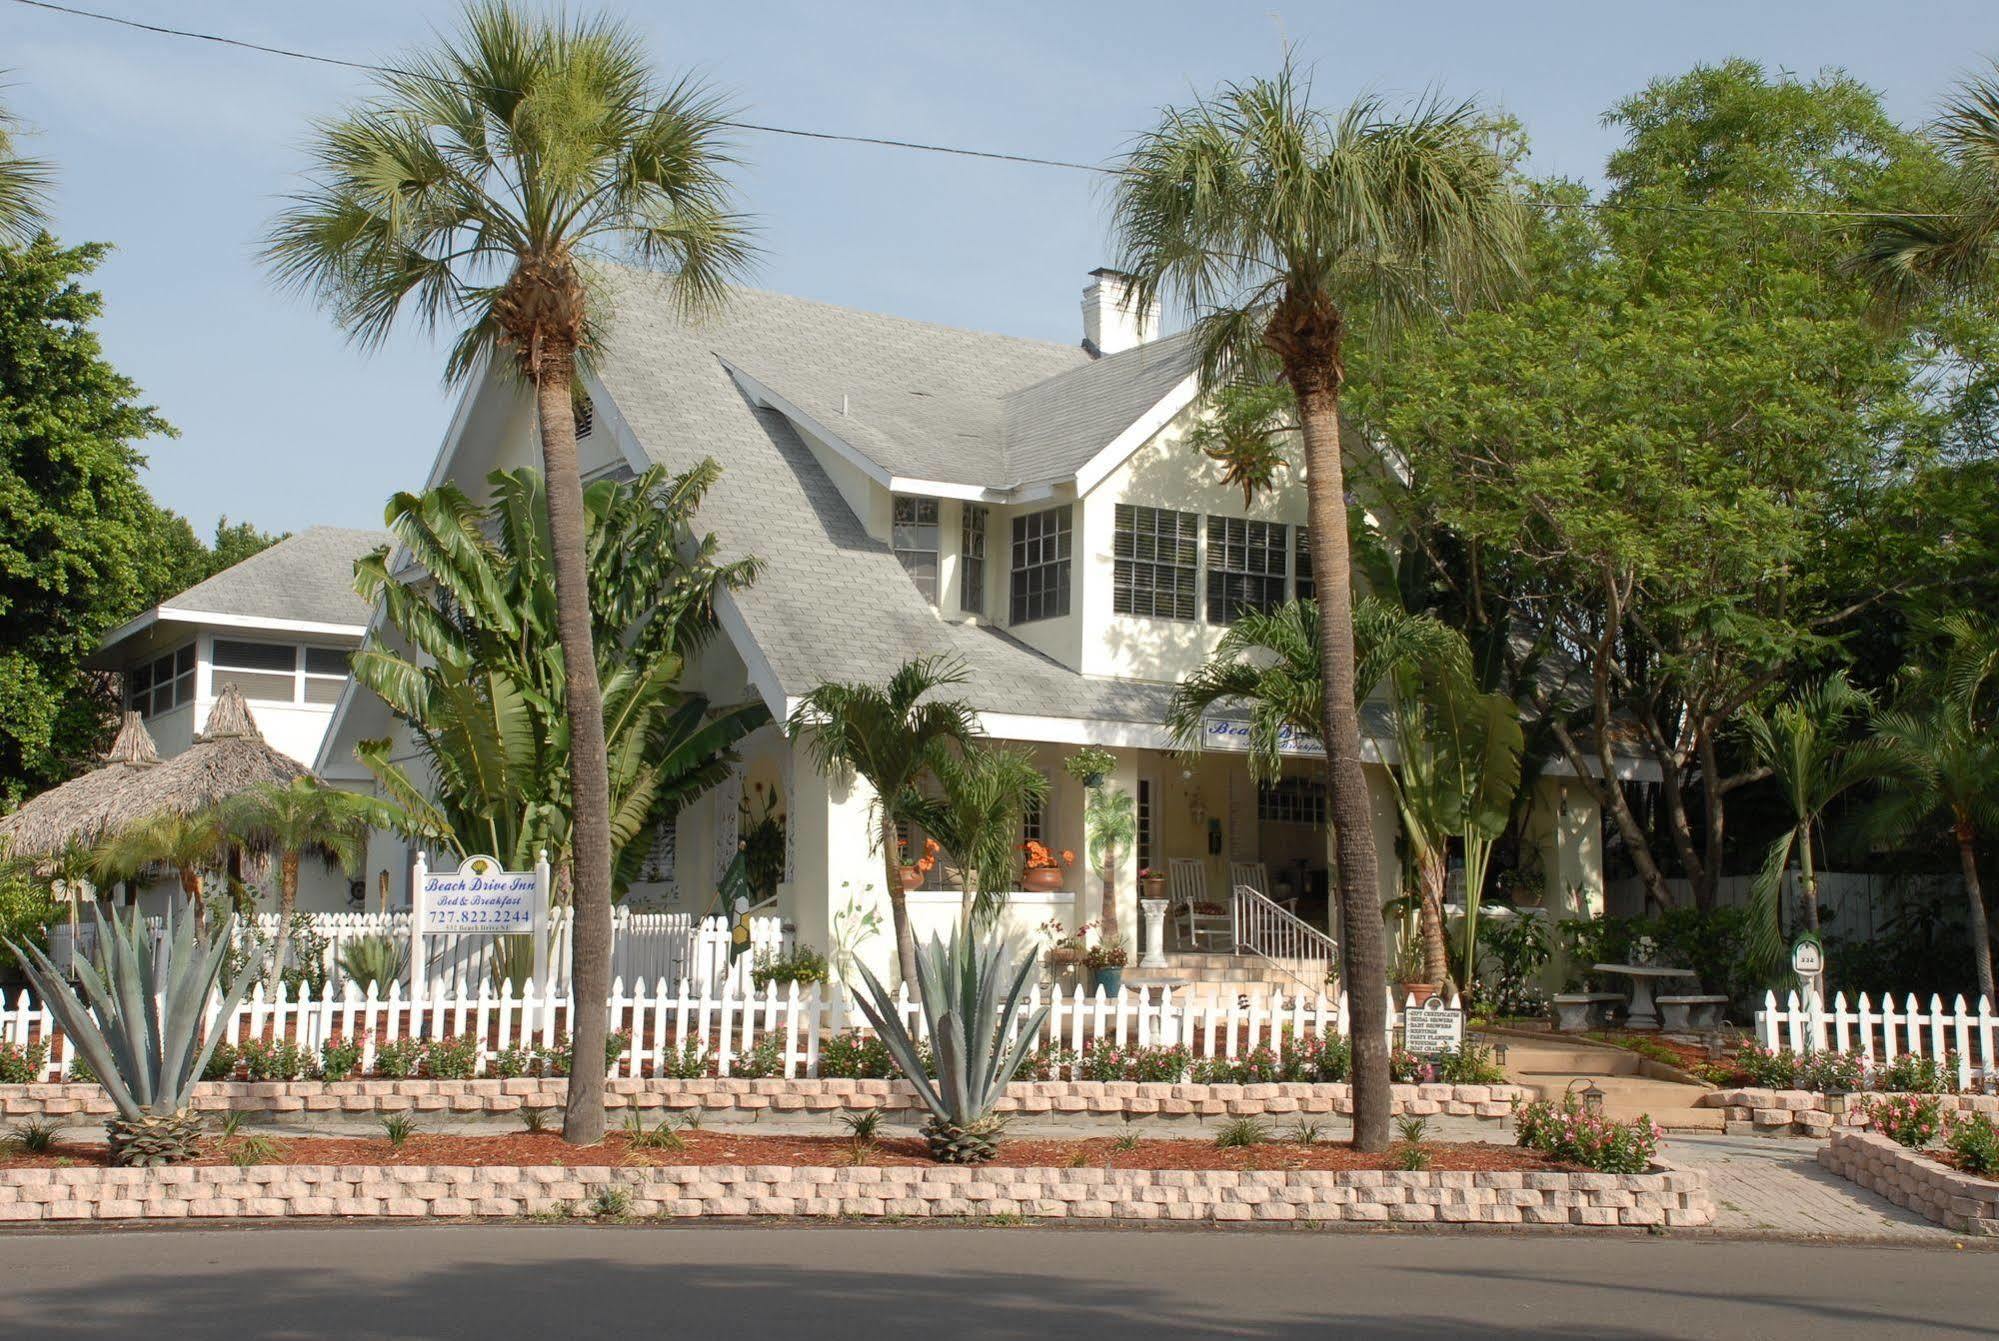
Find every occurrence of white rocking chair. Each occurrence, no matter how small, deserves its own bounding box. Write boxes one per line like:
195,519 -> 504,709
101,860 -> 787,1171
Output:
1169,858 -> 1231,950
1228,861 -> 1297,912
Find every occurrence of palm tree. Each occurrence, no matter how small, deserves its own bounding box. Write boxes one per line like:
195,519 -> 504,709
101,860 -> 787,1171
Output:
223,779 -> 372,1000
1855,64 -> 1999,315
1112,65 -> 1523,1151
900,745 -> 1048,927
789,658 -> 980,984
0,90 -> 53,244
265,3 -> 752,1142
91,811 -> 228,928
1084,786 -> 1137,950
1737,673 -> 1894,973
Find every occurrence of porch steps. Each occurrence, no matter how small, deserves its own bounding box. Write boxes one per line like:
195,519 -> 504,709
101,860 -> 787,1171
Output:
1498,1036 -> 1724,1133
1117,950 -> 1331,1003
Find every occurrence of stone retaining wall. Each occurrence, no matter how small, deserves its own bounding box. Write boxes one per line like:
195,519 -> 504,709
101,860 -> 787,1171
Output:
1,1079 -> 1532,1124
1700,1089 -> 1999,1137
0,1159 -> 1708,1227
1818,1130 -> 1998,1236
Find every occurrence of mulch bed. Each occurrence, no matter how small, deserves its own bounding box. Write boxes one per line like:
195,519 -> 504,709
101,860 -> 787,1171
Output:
0,1130 -> 1578,1174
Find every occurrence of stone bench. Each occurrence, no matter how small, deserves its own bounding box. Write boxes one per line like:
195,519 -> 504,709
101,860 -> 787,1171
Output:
1656,995 -> 1728,1032
1553,992 -> 1623,1032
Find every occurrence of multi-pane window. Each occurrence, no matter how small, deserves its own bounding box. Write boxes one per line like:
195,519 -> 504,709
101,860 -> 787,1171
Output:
1258,777 -> 1328,826
1136,778 -> 1154,872
127,645 -> 194,720
212,640 -> 351,706
960,504 -> 988,615
1294,527 -> 1314,603
1010,505 -> 1072,624
892,496 -> 940,602
1206,517 -> 1288,624
1021,784 -> 1046,844
1111,504 -> 1198,620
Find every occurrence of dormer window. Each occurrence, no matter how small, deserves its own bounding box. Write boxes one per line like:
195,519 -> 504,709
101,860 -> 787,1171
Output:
892,495 -> 940,602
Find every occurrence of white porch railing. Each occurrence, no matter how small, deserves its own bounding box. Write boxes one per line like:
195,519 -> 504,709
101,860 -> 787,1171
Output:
1230,884 -> 1338,991
0,978 -> 1461,1083
1754,990 -> 1997,1091
45,909 -> 789,996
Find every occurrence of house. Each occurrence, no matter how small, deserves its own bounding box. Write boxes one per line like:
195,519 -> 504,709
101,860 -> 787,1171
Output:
313,265 -> 1611,984
89,526 -> 389,911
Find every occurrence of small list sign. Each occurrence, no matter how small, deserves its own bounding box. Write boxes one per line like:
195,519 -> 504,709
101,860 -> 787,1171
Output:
1402,997 -> 1465,1057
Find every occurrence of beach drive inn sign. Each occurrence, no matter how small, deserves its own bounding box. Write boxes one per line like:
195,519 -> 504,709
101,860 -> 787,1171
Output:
1201,716 -> 1323,757
409,852 -> 551,991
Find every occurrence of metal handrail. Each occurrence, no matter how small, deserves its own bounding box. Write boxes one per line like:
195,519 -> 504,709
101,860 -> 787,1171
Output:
1230,883 -> 1338,999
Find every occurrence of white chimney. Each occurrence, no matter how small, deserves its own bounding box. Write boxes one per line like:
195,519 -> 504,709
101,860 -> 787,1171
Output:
1081,268 -> 1158,358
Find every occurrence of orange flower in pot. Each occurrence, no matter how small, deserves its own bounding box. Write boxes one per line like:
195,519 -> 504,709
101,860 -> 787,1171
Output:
1020,840 -> 1073,893
900,837 -> 940,890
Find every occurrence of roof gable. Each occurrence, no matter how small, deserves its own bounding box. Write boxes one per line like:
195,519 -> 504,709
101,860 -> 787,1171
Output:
166,526 -> 388,628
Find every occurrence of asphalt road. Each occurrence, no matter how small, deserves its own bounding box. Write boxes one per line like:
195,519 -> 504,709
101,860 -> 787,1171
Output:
1,1225 -> 1994,1340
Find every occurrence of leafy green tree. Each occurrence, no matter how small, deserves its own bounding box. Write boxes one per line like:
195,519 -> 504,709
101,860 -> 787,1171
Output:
1737,674 -> 1895,972
206,517 -> 284,574
899,745 -> 1047,927
1355,61 -> 1962,913
223,779 -> 373,999
0,94 -> 52,243
1111,63 -> 1523,1151
790,658 -> 980,984
267,0 -> 754,1143
351,463 -> 765,895
0,238 -> 178,806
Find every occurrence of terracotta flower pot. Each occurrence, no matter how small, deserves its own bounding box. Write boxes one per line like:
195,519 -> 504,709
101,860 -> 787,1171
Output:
900,865 -> 924,891
1021,866 -> 1064,893
1398,982 -> 1440,1006
1140,874 -> 1167,900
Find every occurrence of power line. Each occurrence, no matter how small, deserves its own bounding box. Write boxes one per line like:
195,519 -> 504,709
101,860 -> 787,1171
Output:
7,0 -> 1953,220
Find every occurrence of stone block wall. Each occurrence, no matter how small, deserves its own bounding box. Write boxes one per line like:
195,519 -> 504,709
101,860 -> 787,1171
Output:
1700,1089 -> 1999,1138
0,1160 -> 1709,1227
1818,1130 -> 1999,1236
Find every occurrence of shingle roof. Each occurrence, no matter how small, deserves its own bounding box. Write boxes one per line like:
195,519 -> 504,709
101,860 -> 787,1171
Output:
164,526 -> 387,627
1003,328 -> 1202,484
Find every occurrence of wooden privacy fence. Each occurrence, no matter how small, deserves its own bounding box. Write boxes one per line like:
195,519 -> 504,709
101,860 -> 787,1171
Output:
0,979 -> 1463,1084
1755,990 -> 1998,1090
45,909 -> 789,996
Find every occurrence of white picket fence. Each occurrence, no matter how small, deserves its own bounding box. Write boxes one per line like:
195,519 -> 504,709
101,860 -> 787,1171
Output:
1755,990 -> 1998,1091
46,909 -> 789,996
0,978 -> 1458,1084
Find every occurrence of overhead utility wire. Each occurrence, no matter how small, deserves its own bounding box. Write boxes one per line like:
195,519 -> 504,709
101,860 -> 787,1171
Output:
9,0 -> 1950,220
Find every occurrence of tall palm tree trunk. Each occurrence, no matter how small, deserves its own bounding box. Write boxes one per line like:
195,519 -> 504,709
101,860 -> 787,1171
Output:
1798,825 -> 1821,936
265,851 -> 300,1003
536,352 -> 616,1147
1956,822 -> 1996,1006
881,810 -> 917,983
1100,841 -> 1121,949
1415,852 -> 1452,989
1285,335 -> 1392,1152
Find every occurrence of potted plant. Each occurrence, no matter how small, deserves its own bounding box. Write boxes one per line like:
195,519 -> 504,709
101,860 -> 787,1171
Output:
1139,866 -> 1167,901
1042,919 -> 1091,987
1392,934 -> 1439,1005
1020,840 -> 1073,893
1063,745 -> 1117,790
1084,935 -> 1129,995
899,836 -> 940,890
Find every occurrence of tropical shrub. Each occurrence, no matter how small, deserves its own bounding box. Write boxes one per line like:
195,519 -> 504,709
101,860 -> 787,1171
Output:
336,935 -> 408,994
0,1038 -> 47,1084
319,1035 -> 362,1083
1073,1042 -> 1191,1083
850,925 -> 1050,1164
655,1038 -> 709,1080
1865,1092 -> 1945,1148
424,1035 -> 478,1080
1515,1093 -> 1661,1173
815,1031 -> 898,1081
1469,914 -> 1551,1019
372,1037 -> 425,1079
533,1030 -> 633,1078
1734,1045 -> 1869,1092
750,945 -> 831,991
201,1043 -> 240,1082
1434,1042 -> 1507,1085
730,1034 -> 785,1079
4,905 -> 248,1165
489,1045 -> 533,1080
1945,1113 -> 1999,1177
1875,1052 -> 1957,1094
239,1037 -> 312,1082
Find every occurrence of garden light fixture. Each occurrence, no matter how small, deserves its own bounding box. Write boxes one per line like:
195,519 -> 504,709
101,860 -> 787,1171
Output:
1583,1082 -> 1605,1115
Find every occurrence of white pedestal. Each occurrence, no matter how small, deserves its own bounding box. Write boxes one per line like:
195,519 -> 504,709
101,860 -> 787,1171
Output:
1140,899 -> 1168,969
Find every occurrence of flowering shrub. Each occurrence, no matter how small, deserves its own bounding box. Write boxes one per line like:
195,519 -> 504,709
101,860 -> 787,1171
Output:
1733,1045 -> 1868,1092
423,1035 -> 478,1080
0,1039 -> 48,1084
1389,1048 -> 1424,1083
817,1031 -> 898,1080
1433,1043 -> 1507,1085
1875,1052 -> 1957,1094
730,1034 -> 785,1079
1514,1093 -> 1661,1174
1187,1033 -> 1352,1084
201,1042 -> 240,1081
1865,1092 -> 1945,1148
1945,1113 -> 1999,1177
1073,1042 -> 1190,1083
1022,841 -> 1075,871
372,1036 -> 425,1079
654,1038 -> 710,1080
239,1037 -> 313,1082
319,1035 -> 362,1083
750,945 -> 832,990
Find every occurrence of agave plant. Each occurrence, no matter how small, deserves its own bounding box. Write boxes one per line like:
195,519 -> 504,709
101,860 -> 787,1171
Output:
850,926 -> 1050,1164
337,934 -> 410,993
5,905 -> 249,1166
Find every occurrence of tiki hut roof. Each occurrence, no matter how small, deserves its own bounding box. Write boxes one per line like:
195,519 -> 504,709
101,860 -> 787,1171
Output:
0,712 -> 163,859
0,689 -> 309,862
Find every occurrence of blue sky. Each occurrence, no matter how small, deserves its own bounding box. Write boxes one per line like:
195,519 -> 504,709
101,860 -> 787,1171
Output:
6,0 -> 1996,534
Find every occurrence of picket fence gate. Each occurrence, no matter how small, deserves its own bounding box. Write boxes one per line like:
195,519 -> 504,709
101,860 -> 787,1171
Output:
1754,989 -> 1998,1091
45,908 -> 788,996
0,979 -> 1461,1085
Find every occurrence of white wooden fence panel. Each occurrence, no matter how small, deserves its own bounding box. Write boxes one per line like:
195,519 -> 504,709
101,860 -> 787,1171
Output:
1755,989 -> 1994,1089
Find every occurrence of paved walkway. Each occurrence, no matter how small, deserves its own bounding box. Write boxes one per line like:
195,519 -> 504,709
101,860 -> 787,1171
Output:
1664,1133 -> 1956,1240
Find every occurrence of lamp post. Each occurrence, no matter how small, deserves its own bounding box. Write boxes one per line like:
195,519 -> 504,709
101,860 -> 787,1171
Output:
1705,1031 -> 1726,1065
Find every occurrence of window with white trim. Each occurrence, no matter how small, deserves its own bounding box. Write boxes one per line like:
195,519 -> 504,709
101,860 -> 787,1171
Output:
1009,505 -> 1072,623
1258,777 -> 1328,825
212,640 -> 351,706
127,644 -> 194,719
960,504 -> 988,615
893,496 -> 940,602
1021,791 -> 1044,844
1206,517 -> 1288,624
1112,504 -> 1198,620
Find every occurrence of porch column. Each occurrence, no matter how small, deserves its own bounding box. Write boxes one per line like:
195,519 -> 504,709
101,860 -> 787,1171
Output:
788,727 -> 891,988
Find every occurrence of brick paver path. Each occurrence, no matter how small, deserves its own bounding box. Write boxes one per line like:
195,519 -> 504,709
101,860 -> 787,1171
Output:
1666,1133 -> 1957,1239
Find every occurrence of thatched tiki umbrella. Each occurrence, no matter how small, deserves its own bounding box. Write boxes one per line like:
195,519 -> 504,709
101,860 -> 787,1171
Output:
0,712 -> 163,873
